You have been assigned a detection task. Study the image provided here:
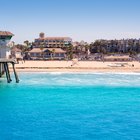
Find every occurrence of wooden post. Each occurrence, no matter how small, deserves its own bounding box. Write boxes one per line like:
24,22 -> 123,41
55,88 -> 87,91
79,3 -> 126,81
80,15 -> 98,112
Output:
3,62 -> 11,83
2,63 -> 5,75
12,62 -> 19,83
0,63 -> 2,77
6,63 -> 12,82
0,59 -> 19,83
0,63 -> 4,77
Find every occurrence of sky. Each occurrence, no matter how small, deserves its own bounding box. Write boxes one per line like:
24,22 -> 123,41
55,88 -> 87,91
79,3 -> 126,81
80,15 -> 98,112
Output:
1,0 -> 140,44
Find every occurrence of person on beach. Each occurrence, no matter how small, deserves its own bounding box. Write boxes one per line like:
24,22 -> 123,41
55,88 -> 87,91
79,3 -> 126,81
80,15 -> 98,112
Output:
132,64 -> 134,67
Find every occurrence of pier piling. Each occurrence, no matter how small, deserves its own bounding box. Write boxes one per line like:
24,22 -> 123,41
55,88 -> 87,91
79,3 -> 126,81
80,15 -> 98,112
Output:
0,63 -> 2,78
12,62 -> 19,83
3,62 -> 11,83
0,59 -> 19,83
6,62 -> 12,82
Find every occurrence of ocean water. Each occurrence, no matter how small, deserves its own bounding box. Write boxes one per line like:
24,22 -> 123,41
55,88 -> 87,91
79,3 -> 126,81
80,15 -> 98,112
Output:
0,72 -> 140,140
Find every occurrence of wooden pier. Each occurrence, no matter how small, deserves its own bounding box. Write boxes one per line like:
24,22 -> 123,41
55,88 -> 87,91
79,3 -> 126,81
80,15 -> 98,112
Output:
0,59 -> 19,83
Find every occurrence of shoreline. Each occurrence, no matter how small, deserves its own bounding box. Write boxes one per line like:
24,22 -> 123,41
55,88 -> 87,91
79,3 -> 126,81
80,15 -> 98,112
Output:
8,60 -> 140,73
11,69 -> 140,73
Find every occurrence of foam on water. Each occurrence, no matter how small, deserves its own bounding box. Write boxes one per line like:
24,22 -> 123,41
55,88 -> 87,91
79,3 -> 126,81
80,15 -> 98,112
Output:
15,72 -> 140,87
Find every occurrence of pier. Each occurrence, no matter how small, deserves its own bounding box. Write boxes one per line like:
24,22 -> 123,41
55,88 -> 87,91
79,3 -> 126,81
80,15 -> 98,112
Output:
0,59 -> 19,83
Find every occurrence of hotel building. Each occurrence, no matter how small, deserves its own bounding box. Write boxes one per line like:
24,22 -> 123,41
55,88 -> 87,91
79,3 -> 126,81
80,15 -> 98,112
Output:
34,33 -> 72,48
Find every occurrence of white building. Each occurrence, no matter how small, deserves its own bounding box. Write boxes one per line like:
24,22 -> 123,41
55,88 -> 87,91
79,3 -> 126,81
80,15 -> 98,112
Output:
0,31 -> 14,59
34,32 -> 72,48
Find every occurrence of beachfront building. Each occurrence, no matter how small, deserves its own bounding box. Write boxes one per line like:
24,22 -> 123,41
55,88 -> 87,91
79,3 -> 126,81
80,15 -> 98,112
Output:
29,48 -> 66,60
90,39 -> 140,54
34,33 -> 72,48
0,31 -> 14,58
11,47 -> 23,59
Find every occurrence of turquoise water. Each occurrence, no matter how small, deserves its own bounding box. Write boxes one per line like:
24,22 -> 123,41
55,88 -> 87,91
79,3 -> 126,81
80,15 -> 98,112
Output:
0,72 -> 140,140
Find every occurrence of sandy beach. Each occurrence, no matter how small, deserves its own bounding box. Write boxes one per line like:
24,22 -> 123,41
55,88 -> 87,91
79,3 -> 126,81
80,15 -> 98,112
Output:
8,60 -> 140,73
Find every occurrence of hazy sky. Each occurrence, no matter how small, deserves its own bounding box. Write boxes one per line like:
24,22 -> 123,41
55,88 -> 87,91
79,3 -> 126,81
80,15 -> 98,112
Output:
1,0 -> 140,44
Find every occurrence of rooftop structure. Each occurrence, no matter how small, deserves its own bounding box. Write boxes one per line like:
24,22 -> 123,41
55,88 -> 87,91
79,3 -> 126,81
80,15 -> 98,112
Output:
0,31 -> 14,37
0,31 -> 14,58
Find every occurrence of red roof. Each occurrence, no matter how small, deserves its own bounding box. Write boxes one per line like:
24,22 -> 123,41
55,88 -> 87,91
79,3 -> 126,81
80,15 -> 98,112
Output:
29,48 -> 66,53
36,37 -> 72,41
0,31 -> 14,36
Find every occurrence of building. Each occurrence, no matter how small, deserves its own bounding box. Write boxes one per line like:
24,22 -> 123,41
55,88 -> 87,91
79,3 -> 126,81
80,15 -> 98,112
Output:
0,31 -> 18,81
0,31 -> 14,58
11,47 -> 23,59
34,33 -> 72,48
29,48 -> 66,60
90,39 -> 140,54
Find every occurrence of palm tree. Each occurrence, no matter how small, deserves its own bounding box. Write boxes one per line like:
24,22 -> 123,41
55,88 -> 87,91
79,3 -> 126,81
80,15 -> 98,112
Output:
24,40 -> 30,48
93,40 -> 102,53
51,48 -> 55,60
68,43 -> 73,60
39,42 -> 45,59
84,44 -> 90,59
65,43 -> 73,60
100,47 -> 107,62
23,40 -> 32,52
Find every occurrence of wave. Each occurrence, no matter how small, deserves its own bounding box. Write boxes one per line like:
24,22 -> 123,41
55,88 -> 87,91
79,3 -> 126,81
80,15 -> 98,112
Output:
8,72 -> 140,87
18,71 -> 140,75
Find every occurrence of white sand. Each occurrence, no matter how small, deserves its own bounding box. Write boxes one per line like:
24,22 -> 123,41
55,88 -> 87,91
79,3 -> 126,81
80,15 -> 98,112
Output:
9,60 -> 140,73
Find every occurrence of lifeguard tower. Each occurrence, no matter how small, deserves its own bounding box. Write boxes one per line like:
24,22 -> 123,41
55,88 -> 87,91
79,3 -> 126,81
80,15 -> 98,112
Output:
0,31 -> 19,83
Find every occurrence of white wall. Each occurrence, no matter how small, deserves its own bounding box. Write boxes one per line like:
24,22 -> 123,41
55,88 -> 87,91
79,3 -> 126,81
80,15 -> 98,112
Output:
0,39 -> 11,59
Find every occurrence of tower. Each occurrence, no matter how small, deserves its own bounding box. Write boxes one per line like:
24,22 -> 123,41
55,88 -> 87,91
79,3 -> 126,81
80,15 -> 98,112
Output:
39,32 -> 45,39
0,31 -> 14,58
